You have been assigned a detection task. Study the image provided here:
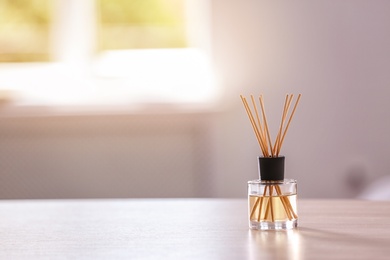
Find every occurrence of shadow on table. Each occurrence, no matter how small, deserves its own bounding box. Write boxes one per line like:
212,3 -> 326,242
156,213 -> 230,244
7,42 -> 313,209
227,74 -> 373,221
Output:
248,227 -> 390,259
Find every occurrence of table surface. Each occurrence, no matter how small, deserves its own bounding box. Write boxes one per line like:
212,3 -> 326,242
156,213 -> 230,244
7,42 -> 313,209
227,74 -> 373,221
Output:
0,199 -> 390,259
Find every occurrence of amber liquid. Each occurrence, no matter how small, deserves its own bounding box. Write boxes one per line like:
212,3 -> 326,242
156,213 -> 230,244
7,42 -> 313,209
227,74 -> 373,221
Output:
249,194 -> 297,222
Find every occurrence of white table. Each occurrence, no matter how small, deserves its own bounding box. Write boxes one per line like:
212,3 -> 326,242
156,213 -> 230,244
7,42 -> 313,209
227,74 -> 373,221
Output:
0,199 -> 389,259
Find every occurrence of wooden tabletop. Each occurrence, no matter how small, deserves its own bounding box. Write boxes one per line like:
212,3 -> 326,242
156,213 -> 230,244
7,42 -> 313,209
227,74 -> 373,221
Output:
0,199 -> 389,259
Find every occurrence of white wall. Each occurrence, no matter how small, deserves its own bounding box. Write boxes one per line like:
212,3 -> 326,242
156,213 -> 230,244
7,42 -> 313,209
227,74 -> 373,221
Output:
1,0 -> 390,199
210,0 -> 390,198
0,112 -> 214,199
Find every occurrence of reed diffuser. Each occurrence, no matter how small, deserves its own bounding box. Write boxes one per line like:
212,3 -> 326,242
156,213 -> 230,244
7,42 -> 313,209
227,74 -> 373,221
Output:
241,94 -> 301,230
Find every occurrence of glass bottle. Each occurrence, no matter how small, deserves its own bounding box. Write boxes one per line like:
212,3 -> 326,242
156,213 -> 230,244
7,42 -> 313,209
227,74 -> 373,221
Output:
248,156 -> 298,230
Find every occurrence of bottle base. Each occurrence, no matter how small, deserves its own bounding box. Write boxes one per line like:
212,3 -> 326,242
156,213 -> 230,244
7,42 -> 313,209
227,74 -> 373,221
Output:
249,219 -> 297,230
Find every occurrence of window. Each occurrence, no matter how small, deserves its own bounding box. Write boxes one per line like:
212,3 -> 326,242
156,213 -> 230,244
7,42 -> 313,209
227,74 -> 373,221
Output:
0,0 -> 216,110
0,0 -> 51,62
98,0 -> 187,50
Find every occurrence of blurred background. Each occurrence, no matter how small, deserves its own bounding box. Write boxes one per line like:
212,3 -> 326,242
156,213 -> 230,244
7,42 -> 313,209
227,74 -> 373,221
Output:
1,0 -> 390,200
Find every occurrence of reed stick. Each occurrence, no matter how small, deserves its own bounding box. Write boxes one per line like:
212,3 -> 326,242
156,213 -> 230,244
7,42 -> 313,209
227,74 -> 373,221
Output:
277,94 -> 301,156
250,197 -> 260,220
275,94 -> 294,156
240,96 -> 267,156
273,95 -> 289,155
259,95 -> 273,157
257,185 -> 267,221
275,185 -> 293,220
250,95 -> 268,156
269,185 -> 275,222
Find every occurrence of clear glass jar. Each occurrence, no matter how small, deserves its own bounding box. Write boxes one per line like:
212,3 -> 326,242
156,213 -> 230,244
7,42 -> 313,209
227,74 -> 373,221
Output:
248,179 -> 298,230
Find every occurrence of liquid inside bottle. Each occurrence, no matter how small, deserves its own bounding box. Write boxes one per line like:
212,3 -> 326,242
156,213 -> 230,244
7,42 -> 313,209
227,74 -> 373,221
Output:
248,180 -> 298,230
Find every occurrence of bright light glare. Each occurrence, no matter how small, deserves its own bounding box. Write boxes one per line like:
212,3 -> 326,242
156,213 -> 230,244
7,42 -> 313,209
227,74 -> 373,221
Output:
93,48 -> 217,104
0,48 -> 218,107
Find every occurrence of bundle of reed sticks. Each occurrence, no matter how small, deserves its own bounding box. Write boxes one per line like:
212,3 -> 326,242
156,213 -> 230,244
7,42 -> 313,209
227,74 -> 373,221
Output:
240,94 -> 301,157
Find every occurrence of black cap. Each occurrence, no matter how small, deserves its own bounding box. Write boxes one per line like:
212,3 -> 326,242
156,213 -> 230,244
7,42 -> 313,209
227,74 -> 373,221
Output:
258,156 -> 285,181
